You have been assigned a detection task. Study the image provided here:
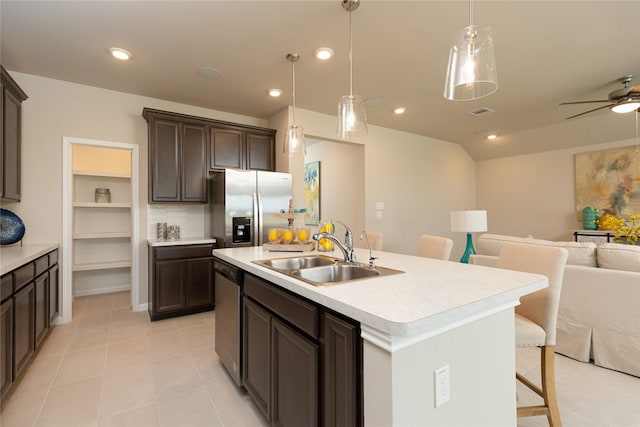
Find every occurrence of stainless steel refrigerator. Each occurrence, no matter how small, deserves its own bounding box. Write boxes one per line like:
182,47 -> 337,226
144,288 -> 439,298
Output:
210,169 -> 292,247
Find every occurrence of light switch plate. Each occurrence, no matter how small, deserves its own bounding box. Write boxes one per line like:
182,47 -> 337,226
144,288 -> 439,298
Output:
376,201 -> 385,210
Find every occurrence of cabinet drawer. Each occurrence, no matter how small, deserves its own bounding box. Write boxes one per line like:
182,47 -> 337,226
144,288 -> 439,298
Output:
13,263 -> 34,292
48,249 -> 59,266
1,274 -> 12,302
154,245 -> 213,261
244,273 -> 318,338
35,255 -> 48,278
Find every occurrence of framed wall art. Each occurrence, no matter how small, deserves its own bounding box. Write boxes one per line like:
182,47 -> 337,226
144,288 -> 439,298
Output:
304,161 -> 320,225
575,145 -> 640,218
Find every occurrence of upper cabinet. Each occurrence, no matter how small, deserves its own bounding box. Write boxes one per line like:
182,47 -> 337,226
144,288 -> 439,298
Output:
143,108 -> 276,203
1,66 -> 28,202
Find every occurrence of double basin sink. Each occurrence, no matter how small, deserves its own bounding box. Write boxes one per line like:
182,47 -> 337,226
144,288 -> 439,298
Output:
253,255 -> 404,286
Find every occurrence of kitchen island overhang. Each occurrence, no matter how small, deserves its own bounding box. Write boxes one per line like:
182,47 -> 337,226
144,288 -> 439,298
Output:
214,246 -> 547,426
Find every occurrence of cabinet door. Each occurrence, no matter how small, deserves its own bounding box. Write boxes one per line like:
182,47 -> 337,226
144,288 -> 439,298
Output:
210,127 -> 244,170
1,299 -> 13,397
49,264 -> 59,324
154,260 -> 186,314
185,257 -> 214,309
181,124 -> 207,202
272,317 -> 319,427
246,132 -> 275,172
13,282 -> 35,378
321,312 -> 360,427
150,119 -> 181,202
34,273 -> 49,348
243,298 -> 271,421
2,88 -> 21,201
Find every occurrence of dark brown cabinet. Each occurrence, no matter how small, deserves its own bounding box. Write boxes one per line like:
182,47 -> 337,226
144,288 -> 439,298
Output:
1,65 -> 28,202
241,272 -> 358,427
0,248 -> 58,402
148,244 -> 215,321
143,109 -> 276,202
13,282 -> 35,379
144,109 -> 208,203
0,299 -> 13,397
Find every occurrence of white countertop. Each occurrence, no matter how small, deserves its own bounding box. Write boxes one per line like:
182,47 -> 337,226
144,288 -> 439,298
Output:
147,237 -> 216,247
1,243 -> 60,275
214,247 -> 547,340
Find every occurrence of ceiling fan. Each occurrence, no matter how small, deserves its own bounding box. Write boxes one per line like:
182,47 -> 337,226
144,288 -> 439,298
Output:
560,75 -> 640,119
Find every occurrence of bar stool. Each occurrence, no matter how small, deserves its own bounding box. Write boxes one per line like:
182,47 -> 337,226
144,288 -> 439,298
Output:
417,234 -> 453,260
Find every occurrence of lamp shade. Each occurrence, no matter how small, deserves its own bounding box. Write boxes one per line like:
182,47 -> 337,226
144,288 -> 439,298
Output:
450,210 -> 488,233
284,124 -> 305,156
444,25 -> 498,101
337,94 -> 368,139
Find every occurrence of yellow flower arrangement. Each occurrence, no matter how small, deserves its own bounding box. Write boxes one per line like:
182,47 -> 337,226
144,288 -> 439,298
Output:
614,211 -> 640,244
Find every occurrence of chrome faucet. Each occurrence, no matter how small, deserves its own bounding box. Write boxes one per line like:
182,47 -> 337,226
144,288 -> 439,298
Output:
313,220 -> 357,263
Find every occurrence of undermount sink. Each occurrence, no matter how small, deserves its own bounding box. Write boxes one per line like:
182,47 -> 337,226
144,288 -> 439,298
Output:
253,255 -> 404,286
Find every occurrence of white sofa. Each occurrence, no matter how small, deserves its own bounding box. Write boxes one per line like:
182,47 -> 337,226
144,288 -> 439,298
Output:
469,233 -> 640,377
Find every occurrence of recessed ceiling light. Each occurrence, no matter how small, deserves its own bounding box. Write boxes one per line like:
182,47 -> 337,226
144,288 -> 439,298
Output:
197,67 -> 222,80
393,107 -> 406,114
108,47 -> 132,61
487,134 -> 497,140
314,47 -> 334,60
268,88 -> 282,97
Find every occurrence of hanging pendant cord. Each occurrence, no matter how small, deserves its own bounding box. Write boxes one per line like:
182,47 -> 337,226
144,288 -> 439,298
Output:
291,58 -> 296,124
469,0 -> 473,27
349,5 -> 353,97
635,108 -> 638,153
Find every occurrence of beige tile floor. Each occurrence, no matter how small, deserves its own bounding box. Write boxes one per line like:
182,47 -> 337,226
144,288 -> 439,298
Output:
0,291 -> 638,426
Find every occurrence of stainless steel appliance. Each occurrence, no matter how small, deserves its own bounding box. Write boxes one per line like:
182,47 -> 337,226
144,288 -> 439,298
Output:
214,259 -> 244,386
210,169 -> 292,247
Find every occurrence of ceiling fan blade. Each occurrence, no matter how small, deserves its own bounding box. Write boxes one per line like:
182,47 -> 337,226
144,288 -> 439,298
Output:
565,104 -> 614,120
559,100 -> 610,105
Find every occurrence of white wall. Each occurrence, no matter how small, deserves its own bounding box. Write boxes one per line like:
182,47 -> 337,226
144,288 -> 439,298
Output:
476,138 -> 637,241
304,138 -> 365,247
5,71 -> 267,305
293,108 -> 477,259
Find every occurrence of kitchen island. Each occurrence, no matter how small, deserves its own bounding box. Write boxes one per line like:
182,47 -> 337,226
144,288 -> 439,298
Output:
214,246 -> 547,426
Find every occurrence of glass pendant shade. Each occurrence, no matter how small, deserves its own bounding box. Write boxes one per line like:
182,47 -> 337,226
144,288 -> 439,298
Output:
444,25 -> 498,101
338,94 -> 368,139
284,124 -> 305,156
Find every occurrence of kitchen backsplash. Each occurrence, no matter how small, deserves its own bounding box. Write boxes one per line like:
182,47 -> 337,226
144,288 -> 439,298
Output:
147,204 -> 205,239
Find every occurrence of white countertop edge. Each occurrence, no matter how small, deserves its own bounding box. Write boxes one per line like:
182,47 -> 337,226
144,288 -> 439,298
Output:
1,243 -> 60,275
213,248 -> 547,340
147,238 -> 216,247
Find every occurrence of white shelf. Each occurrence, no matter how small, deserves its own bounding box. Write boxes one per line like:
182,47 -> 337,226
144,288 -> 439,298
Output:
73,232 -> 131,239
73,202 -> 131,208
73,260 -> 131,272
73,170 -> 131,179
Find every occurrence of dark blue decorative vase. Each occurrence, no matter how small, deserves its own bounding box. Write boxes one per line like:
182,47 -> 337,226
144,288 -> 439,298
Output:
0,208 -> 26,245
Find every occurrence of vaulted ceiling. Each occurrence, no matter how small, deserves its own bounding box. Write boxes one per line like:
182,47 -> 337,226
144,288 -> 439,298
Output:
2,1 -> 639,160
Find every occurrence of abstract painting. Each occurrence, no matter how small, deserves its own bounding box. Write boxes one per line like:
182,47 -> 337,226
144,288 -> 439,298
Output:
575,146 -> 640,217
304,161 -> 320,225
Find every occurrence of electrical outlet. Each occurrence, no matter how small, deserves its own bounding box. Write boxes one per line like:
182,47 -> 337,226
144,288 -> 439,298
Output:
376,210 -> 384,219
434,365 -> 450,408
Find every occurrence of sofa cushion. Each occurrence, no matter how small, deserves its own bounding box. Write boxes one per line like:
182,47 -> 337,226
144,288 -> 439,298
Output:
597,243 -> 640,272
477,234 -> 597,267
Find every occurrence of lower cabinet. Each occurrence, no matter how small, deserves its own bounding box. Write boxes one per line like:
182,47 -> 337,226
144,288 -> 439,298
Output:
148,244 -> 215,321
0,248 -> 59,402
0,299 -> 13,396
242,273 -> 361,427
13,282 -> 35,379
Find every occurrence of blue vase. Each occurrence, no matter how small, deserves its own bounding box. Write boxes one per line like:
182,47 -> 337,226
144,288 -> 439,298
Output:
582,207 -> 598,230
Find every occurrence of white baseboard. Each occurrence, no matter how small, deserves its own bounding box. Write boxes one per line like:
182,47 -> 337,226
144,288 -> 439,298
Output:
133,303 -> 148,312
74,284 -> 131,298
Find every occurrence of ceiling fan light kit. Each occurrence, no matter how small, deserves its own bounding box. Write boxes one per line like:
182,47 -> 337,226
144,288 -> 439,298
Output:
337,0 -> 368,139
561,75 -> 640,119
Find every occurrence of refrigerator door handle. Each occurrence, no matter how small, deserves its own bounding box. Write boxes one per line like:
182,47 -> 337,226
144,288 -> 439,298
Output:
257,192 -> 264,246
252,192 -> 259,246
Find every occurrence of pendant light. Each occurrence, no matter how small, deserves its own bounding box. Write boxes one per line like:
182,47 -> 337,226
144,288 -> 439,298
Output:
337,0 -> 367,139
444,0 -> 498,101
284,53 -> 305,156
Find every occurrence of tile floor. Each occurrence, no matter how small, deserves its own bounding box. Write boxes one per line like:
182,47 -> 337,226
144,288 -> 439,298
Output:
0,291 -> 638,426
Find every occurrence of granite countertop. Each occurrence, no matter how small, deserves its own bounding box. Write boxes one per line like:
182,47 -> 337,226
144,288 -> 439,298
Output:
213,246 -> 547,342
147,237 -> 216,247
1,243 -> 60,275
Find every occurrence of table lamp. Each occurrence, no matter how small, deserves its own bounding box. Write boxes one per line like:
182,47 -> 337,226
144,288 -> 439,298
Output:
450,210 -> 488,263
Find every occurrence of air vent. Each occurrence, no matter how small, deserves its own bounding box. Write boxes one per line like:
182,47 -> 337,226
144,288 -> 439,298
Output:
468,107 -> 495,117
